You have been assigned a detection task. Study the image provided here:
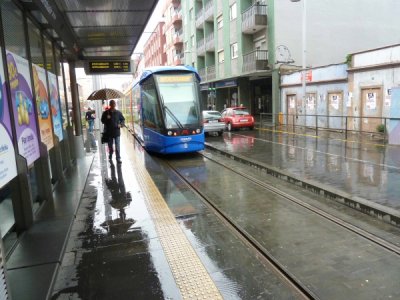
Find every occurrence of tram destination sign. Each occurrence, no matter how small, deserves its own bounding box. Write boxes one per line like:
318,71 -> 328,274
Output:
86,61 -> 131,74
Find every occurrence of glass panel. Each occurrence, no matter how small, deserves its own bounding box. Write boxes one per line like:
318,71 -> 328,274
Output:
0,184 -> 15,238
156,74 -> 200,128
142,78 -> 163,130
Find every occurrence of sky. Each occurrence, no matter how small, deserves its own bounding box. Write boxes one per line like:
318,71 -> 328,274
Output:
76,1 -> 165,98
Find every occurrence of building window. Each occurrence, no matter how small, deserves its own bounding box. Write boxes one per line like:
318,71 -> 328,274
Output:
218,50 -> 224,63
230,3 -> 237,20
217,15 -> 223,29
231,43 -> 238,59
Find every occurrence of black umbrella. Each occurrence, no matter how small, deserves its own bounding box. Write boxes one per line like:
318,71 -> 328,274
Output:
87,88 -> 124,100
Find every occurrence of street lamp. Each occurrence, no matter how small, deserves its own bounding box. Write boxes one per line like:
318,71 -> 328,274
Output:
291,0 -> 307,107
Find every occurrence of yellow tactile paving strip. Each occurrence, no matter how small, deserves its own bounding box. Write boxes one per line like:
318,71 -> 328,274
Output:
130,155 -> 223,300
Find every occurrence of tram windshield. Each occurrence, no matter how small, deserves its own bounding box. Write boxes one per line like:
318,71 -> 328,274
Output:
156,74 -> 200,128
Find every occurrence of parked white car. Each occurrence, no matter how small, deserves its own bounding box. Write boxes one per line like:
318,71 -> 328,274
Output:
202,110 -> 225,136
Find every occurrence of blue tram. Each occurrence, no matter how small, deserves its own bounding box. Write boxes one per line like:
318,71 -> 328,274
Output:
122,66 -> 204,154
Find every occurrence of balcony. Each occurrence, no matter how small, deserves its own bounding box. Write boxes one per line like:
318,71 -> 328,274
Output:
173,28 -> 183,45
198,67 -> 206,81
196,38 -> 205,56
171,8 -> 182,25
204,1 -> 214,22
242,4 -> 267,34
195,8 -> 204,28
174,52 -> 184,65
205,32 -> 215,52
206,65 -> 216,81
242,50 -> 269,73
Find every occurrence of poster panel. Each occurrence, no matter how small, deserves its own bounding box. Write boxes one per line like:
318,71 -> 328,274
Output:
0,48 -> 17,188
48,72 -> 63,141
6,50 -> 40,166
32,64 -> 54,150
366,92 -> 377,110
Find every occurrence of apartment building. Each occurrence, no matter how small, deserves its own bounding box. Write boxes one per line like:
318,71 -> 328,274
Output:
162,0 -> 184,66
181,0 -> 400,116
143,22 -> 167,67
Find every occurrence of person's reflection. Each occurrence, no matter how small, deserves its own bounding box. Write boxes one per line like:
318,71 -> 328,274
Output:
85,130 -> 97,152
102,164 -> 133,234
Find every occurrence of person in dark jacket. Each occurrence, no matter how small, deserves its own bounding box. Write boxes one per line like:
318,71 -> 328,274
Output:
85,107 -> 96,133
101,100 -> 125,164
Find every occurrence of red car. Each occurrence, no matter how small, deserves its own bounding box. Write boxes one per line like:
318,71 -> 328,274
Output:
221,107 -> 255,131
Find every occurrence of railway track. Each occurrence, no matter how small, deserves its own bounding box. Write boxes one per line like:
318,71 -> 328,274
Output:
155,151 -> 400,300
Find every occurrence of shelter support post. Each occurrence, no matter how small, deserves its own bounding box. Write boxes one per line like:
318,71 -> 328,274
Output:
68,60 -> 85,158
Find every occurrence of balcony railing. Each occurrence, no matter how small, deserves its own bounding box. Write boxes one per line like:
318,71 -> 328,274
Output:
174,52 -> 184,65
195,9 -> 204,28
171,8 -> 182,25
242,50 -> 269,73
174,28 -> 183,44
242,4 -> 267,34
204,1 -> 214,21
205,32 -> 215,52
206,65 -> 216,81
198,67 -> 206,81
196,38 -> 205,56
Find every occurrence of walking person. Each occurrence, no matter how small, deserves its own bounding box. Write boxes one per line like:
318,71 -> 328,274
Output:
85,107 -> 96,133
101,100 -> 125,164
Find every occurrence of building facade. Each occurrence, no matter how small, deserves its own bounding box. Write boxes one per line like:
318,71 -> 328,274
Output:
182,0 -> 270,112
181,0 -> 400,116
143,22 -> 167,67
163,0 -> 184,66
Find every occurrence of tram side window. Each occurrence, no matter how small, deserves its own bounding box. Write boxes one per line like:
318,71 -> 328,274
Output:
142,80 -> 163,130
132,85 -> 141,126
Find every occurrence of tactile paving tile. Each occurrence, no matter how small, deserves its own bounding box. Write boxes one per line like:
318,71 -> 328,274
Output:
129,155 -> 223,300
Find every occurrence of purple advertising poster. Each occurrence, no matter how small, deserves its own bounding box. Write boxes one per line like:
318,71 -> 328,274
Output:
48,72 -> 63,141
0,48 -> 17,188
6,51 -> 40,166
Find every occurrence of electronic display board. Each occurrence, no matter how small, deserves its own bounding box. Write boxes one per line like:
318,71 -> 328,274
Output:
86,61 -> 131,74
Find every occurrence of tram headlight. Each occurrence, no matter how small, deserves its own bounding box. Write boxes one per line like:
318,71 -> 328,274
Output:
196,128 -> 201,134
167,131 -> 173,136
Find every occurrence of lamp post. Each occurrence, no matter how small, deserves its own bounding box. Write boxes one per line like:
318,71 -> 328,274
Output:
291,0 -> 307,108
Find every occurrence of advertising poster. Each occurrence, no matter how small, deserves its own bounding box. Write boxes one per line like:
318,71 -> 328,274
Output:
384,88 -> 391,107
346,92 -> 352,108
0,48 -> 17,188
289,96 -> 295,109
306,95 -> 315,110
32,64 -> 54,150
366,92 -> 377,110
6,51 -> 40,166
330,94 -> 340,110
48,72 -> 63,141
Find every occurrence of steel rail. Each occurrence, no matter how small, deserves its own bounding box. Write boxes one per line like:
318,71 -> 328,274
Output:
200,152 -> 400,257
160,157 -> 315,300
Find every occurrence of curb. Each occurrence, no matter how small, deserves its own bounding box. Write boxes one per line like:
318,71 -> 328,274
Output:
205,142 -> 400,227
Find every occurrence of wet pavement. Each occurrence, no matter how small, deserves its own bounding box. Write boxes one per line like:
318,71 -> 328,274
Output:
51,132 -> 300,299
165,151 -> 400,300
206,129 -> 400,211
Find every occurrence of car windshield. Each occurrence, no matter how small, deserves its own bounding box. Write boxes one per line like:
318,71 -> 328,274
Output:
234,109 -> 250,116
203,111 -> 221,119
156,74 -> 200,128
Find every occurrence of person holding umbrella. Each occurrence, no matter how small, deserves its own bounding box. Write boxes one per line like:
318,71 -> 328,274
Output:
101,99 -> 125,164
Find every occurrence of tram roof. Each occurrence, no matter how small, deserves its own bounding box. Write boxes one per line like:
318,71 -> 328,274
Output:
19,0 -> 157,63
140,66 -> 201,84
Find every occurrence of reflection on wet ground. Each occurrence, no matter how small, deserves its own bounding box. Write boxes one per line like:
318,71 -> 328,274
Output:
52,132 -> 299,299
52,140 -> 180,299
207,129 -> 400,209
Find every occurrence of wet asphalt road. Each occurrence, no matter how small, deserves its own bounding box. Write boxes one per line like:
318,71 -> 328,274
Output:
206,129 -> 400,210
166,150 -> 400,299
